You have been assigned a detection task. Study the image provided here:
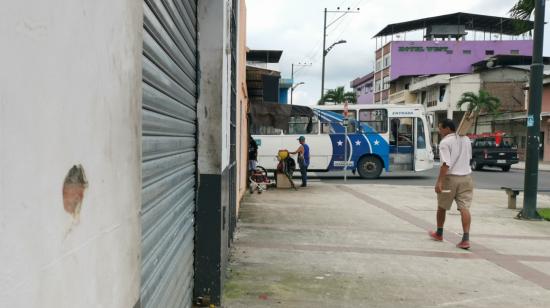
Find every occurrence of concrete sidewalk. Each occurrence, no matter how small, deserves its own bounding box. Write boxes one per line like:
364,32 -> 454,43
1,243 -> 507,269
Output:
223,183 -> 550,307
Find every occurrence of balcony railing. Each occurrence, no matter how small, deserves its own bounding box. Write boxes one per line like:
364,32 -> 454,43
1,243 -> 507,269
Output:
424,99 -> 447,111
389,90 -> 416,104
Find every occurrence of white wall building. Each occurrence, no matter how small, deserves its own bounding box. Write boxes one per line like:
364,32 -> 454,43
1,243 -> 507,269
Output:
1,0 -> 246,307
409,74 -> 481,142
0,1 -> 143,307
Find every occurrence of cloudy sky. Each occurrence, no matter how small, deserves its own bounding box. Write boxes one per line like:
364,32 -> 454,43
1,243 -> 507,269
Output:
246,0 -> 550,106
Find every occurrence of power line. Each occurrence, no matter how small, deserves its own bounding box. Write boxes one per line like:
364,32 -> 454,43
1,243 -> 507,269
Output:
293,64 -> 311,75
290,2 -> 351,64
291,1 -> 367,73
309,4 -> 363,63
333,0 -> 367,42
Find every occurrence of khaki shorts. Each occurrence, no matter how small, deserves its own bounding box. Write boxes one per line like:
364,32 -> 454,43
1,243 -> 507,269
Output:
437,175 -> 474,210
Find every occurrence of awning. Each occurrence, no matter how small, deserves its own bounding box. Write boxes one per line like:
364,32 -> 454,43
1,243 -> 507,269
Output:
249,101 -> 314,130
373,12 -> 534,38
246,50 -> 283,63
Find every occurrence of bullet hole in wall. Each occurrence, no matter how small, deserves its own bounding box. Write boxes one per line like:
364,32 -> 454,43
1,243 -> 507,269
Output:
62,164 -> 88,220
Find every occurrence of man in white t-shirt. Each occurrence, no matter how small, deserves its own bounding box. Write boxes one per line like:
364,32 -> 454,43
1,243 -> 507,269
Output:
428,119 -> 473,249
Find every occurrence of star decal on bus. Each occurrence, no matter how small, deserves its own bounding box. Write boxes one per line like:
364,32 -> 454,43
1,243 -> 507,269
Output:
355,140 -> 361,146
374,140 -> 380,146
337,140 -> 343,146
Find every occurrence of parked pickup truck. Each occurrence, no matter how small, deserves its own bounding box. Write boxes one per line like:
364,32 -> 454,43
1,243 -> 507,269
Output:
470,137 -> 519,172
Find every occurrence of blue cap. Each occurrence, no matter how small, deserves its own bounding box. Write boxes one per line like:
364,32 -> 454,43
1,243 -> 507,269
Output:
297,136 -> 305,141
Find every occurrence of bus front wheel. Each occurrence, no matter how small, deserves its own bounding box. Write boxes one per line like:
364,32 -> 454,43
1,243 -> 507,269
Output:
357,156 -> 383,179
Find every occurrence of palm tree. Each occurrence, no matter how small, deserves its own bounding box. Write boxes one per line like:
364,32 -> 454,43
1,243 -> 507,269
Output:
509,0 -> 535,20
509,0 -> 535,33
456,90 -> 501,135
319,86 -> 356,105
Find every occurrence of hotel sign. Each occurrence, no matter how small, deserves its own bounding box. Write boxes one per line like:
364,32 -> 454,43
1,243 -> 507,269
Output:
398,46 -> 450,52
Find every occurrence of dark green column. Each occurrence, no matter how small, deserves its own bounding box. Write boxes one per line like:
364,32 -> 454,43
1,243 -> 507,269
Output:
522,0 -> 546,220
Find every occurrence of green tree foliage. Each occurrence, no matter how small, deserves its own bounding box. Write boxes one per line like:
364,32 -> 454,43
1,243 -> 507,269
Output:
509,0 -> 535,33
319,86 -> 357,105
457,90 -> 501,134
509,0 -> 535,20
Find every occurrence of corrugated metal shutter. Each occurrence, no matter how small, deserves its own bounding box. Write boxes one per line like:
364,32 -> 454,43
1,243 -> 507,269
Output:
141,0 -> 197,307
229,0 -> 238,243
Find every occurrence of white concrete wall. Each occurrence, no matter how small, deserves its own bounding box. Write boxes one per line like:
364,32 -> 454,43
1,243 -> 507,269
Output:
197,0 -> 232,174
447,74 -> 481,111
480,67 -> 529,83
237,0 -> 249,206
0,1 -> 143,307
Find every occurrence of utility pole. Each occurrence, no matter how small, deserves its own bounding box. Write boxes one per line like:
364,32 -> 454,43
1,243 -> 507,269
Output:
320,8 -> 328,103
320,7 -> 359,104
522,0 -> 546,220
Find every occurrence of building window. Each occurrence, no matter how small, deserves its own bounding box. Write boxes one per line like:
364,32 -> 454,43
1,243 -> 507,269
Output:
439,85 -> 446,102
382,76 -> 390,90
446,50 -> 453,54
376,60 -> 382,71
426,88 -> 438,107
375,80 -> 382,92
485,50 -> 495,55
463,49 -> 471,55
510,49 -> 520,55
421,91 -> 427,104
383,54 -> 391,68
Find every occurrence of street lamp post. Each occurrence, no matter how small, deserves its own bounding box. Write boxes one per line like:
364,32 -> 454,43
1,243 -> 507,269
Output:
522,0 -> 546,220
290,82 -> 305,105
320,7 -> 359,104
321,40 -> 346,103
291,62 -> 311,105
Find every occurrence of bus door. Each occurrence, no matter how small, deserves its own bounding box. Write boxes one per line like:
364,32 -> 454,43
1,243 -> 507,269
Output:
389,117 -> 414,171
414,117 -> 432,171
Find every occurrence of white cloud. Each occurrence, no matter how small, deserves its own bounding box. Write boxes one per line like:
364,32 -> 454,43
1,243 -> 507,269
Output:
246,0 -> 550,106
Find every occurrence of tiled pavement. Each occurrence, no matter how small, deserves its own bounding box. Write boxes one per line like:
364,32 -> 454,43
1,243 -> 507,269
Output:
223,183 -> 550,307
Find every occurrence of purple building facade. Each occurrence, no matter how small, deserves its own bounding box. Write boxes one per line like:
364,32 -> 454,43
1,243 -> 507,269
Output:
374,40 -> 533,103
350,72 -> 374,104
390,40 -> 533,81
371,12 -> 535,104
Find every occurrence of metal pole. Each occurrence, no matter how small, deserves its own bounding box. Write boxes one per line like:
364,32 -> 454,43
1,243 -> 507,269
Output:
320,8 -> 327,103
344,121 -> 348,182
291,63 -> 294,105
522,0 -> 546,220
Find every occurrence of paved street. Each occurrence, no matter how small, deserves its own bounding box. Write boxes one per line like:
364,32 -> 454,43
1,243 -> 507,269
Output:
309,163 -> 550,193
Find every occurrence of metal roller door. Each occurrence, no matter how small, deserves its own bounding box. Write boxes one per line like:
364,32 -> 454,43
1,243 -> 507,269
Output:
141,0 -> 197,307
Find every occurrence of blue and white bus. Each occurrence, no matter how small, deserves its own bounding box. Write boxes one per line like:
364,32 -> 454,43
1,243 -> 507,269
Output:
251,104 -> 434,179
